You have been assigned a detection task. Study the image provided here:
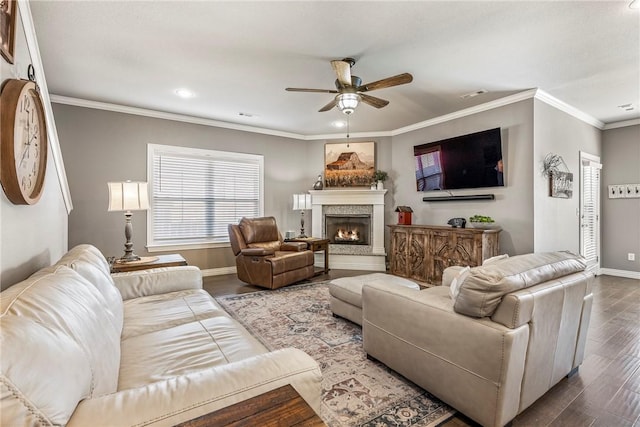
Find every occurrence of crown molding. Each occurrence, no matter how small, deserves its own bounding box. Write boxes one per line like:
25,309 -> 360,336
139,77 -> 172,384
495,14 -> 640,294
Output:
603,118 -> 640,130
391,89 -> 539,135
534,89 -> 605,129
52,88 -> 623,142
50,95 -> 307,140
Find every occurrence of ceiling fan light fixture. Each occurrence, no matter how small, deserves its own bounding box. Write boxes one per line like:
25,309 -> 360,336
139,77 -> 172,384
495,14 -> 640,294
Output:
337,93 -> 361,115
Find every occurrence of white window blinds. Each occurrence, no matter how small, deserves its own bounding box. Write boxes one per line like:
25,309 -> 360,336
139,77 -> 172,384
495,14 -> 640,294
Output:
147,144 -> 263,249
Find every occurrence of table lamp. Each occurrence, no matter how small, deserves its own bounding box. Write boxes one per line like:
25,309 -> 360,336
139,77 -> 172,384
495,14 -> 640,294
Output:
108,181 -> 149,262
292,193 -> 312,238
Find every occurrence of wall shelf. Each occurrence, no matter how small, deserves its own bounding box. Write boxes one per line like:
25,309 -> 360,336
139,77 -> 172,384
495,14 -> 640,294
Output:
422,194 -> 495,202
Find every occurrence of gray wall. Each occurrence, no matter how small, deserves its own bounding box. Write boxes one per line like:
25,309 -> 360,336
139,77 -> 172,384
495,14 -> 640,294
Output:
533,100 -> 601,254
53,104 -> 311,270
389,100 -> 535,256
1,6 -> 68,290
601,125 -> 640,272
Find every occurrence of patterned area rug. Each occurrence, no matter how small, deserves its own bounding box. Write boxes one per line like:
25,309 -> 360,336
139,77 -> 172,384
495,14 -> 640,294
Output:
215,282 -> 455,427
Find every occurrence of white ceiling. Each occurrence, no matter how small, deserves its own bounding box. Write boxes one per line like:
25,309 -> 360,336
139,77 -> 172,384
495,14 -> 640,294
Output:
30,1 -> 640,136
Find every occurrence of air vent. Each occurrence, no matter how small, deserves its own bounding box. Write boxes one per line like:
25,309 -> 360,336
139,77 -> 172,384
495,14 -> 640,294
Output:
618,103 -> 636,111
460,89 -> 488,100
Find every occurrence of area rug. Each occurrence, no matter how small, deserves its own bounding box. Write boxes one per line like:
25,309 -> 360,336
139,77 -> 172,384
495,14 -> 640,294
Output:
215,282 -> 455,427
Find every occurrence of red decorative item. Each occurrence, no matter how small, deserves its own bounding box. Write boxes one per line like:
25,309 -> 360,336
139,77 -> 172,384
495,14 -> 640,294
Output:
395,206 -> 413,225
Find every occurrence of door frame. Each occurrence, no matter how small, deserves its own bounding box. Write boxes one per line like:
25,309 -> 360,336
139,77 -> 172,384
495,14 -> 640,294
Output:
579,151 -> 602,274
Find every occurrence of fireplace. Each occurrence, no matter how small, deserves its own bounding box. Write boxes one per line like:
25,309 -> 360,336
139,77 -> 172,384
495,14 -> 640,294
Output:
310,189 -> 387,271
325,214 -> 371,245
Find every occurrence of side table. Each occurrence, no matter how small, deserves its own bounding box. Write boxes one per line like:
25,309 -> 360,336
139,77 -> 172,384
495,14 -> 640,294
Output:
174,384 -> 325,427
110,253 -> 187,273
286,237 -> 330,276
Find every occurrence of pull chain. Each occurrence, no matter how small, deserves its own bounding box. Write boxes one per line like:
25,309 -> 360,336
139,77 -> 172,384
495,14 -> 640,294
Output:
346,115 -> 350,148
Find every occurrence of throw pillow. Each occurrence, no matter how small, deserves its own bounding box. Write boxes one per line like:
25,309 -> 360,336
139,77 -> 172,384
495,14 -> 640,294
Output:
482,254 -> 509,265
449,266 -> 471,300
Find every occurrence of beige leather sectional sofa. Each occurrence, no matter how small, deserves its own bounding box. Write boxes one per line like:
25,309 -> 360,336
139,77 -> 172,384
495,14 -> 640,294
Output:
1,245 -> 322,426
362,251 -> 593,427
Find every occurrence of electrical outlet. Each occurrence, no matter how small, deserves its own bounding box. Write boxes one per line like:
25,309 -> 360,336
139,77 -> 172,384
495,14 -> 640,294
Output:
628,253 -> 636,261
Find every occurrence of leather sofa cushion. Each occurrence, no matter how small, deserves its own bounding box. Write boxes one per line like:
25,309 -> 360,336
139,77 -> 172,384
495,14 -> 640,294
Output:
121,289 -> 230,340
240,216 -> 280,244
268,251 -> 314,275
56,244 -> 124,333
454,251 -> 586,318
248,241 -> 282,251
119,315 -> 268,390
1,316 -> 93,426
1,266 -> 121,402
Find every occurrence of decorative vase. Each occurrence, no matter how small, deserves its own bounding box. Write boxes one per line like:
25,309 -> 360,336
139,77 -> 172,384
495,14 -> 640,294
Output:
377,181 -> 384,190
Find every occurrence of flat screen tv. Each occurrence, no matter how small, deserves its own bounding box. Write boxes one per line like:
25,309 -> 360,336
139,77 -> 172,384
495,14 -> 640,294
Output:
414,127 -> 503,191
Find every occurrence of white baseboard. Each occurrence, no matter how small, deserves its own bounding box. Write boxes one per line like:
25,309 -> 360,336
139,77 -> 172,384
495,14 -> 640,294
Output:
598,268 -> 640,280
201,266 -> 237,277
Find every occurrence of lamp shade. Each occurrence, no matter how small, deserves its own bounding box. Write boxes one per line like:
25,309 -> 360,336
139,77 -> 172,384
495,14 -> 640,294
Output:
292,194 -> 312,211
108,181 -> 149,211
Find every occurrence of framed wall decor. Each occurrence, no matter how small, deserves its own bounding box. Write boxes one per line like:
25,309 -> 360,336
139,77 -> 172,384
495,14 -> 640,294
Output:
324,142 -> 375,187
1,0 -> 16,63
550,171 -> 573,199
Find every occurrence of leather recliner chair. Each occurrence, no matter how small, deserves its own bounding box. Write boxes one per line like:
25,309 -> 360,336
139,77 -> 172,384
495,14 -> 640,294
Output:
228,216 -> 315,289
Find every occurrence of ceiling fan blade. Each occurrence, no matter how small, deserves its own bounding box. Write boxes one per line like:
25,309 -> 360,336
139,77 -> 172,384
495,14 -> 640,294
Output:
331,60 -> 352,88
286,87 -> 339,93
357,73 -> 413,92
360,93 -> 390,109
319,98 -> 338,112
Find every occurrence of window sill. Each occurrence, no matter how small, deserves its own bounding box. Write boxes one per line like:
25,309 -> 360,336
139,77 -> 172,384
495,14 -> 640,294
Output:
146,242 -> 231,253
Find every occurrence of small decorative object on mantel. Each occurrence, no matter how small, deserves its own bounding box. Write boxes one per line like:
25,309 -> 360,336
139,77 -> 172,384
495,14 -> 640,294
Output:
542,153 -> 573,199
373,170 -> 388,190
312,174 -> 323,190
395,206 -> 413,225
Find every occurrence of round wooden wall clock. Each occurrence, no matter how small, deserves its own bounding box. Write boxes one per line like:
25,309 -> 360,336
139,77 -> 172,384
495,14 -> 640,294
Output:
0,79 -> 48,205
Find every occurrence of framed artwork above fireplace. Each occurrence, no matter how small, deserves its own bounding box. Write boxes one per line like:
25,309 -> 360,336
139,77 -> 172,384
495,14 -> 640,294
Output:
324,142 -> 375,188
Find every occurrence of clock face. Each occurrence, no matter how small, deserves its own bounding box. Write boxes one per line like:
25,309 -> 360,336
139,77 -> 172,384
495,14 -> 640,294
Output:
0,79 -> 48,205
14,89 -> 43,196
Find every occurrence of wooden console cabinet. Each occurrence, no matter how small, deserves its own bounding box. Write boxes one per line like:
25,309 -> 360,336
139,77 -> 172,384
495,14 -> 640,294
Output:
388,225 -> 500,285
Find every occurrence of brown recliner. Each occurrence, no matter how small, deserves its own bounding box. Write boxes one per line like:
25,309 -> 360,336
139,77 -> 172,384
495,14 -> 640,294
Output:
228,216 -> 315,289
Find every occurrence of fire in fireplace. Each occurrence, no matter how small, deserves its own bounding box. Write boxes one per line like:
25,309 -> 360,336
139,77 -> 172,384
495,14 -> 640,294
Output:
325,214 -> 371,245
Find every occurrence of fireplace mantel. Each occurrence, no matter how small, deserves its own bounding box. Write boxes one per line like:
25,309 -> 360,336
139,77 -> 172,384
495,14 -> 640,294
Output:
309,189 -> 387,271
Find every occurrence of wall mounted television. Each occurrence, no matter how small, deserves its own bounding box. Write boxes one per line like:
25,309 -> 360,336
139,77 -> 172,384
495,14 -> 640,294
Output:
414,127 -> 504,191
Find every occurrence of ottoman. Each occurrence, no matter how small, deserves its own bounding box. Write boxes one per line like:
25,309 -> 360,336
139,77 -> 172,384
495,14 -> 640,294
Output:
329,273 -> 421,325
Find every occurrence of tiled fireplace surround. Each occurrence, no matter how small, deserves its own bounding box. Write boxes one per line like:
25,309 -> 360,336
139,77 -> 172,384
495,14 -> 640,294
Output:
309,189 -> 387,271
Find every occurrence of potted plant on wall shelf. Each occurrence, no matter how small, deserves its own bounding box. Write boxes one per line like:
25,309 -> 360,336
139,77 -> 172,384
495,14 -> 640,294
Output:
373,170 -> 388,190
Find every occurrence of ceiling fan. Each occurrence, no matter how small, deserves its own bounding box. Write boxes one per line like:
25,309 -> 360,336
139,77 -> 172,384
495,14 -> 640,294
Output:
285,58 -> 413,115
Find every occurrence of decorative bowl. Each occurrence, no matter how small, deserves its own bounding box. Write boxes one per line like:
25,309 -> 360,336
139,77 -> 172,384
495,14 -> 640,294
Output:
469,221 -> 500,230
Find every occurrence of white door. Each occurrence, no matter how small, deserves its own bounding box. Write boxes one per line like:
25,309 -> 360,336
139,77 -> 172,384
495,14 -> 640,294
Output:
580,152 -> 602,274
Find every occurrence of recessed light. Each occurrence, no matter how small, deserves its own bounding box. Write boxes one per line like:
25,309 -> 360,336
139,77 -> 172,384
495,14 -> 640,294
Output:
175,88 -> 195,98
332,120 -> 346,128
460,89 -> 488,100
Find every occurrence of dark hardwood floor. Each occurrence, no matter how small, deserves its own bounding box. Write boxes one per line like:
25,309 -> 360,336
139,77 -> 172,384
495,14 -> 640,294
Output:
203,272 -> 640,426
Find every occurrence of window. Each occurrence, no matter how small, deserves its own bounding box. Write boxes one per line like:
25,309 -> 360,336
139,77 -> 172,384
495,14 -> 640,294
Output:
147,144 -> 263,251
